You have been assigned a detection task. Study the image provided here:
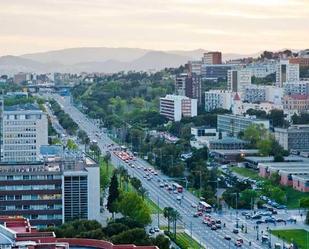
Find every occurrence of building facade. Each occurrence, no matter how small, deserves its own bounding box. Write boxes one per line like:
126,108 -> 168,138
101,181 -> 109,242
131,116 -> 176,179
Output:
276,60 -> 299,87
284,81 -> 309,96
204,90 -> 232,112
274,125 -> 309,151
227,69 -> 252,92
175,73 -> 202,105
2,103 -> 48,162
283,94 -> 309,113
217,114 -> 270,136
160,95 -> 197,121
0,156 -> 100,227
202,52 -> 222,64
201,64 -> 234,81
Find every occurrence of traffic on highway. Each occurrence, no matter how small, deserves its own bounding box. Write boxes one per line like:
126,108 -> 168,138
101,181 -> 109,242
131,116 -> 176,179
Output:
45,93 -> 300,249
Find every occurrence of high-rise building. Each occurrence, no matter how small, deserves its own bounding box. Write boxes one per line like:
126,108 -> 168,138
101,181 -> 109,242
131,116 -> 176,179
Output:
187,60 -> 202,75
0,156 -> 100,227
175,73 -> 202,105
284,81 -> 309,96
2,103 -> 48,162
201,64 -> 234,81
276,60 -> 299,87
202,52 -> 222,64
227,69 -> 252,92
160,95 -> 197,121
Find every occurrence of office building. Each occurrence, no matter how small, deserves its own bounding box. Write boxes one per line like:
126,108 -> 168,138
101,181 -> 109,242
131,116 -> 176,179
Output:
201,64 -> 234,81
0,156 -> 100,227
160,95 -> 197,121
204,90 -> 232,112
243,85 -> 266,103
175,73 -> 202,104
274,125 -> 309,151
246,61 -> 277,78
228,69 -> 252,92
276,60 -> 299,87
202,52 -> 222,64
217,114 -> 270,136
283,94 -> 309,113
284,81 -> 309,96
13,73 -> 31,84
187,60 -> 202,75
2,103 -> 48,162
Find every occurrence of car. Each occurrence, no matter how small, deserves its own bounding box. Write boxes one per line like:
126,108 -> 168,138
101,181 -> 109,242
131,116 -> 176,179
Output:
224,235 -> 231,241
149,228 -> 155,234
277,205 -> 287,209
159,183 -> 164,188
191,203 -> 197,208
137,165 -> 141,169
251,215 -> 262,220
211,225 -> 217,230
154,227 -> 160,233
276,218 -> 286,223
233,229 -> 239,234
241,211 -> 249,216
173,190 -> 178,194
256,220 -> 264,225
265,217 -> 276,223
143,175 -> 147,178
261,211 -> 272,216
216,219 -> 221,224
147,177 -> 151,181
216,224 -> 221,229
193,212 -> 202,217
157,179 -> 161,182
272,210 -> 278,215
176,195 -> 182,201
287,218 -> 297,223
235,241 -> 242,247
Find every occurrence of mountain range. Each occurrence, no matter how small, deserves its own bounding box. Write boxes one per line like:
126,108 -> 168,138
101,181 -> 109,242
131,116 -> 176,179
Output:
0,47 -> 259,74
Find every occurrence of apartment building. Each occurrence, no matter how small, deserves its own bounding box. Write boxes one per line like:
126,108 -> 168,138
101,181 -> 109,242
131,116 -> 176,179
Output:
217,114 -> 270,136
175,73 -> 202,104
160,95 -> 197,121
276,60 -> 299,87
2,103 -> 48,162
0,155 -> 100,227
204,90 -> 232,112
284,81 -> 309,96
274,125 -> 309,151
202,52 -> 222,64
283,94 -> 309,113
227,69 -> 252,92
246,61 -> 277,78
289,57 -> 309,67
187,60 -> 202,75
201,64 -> 235,81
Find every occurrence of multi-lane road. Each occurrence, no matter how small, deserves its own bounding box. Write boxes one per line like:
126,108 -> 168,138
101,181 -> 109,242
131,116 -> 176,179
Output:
45,93 -> 302,249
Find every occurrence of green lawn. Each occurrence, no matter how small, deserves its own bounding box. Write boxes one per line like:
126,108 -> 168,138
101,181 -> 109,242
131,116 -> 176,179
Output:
175,232 -> 205,249
271,229 -> 309,249
230,167 -> 263,181
283,187 -> 309,209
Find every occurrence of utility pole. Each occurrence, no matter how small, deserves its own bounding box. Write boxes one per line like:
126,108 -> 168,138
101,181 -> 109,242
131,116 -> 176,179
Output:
157,196 -> 160,228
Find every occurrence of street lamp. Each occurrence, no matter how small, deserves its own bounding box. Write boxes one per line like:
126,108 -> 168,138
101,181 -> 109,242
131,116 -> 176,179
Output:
268,229 -> 272,248
256,225 -> 259,241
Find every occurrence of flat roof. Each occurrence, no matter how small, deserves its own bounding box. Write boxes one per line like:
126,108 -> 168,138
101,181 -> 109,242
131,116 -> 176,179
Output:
245,155 -> 306,163
218,114 -> 269,122
210,149 -> 259,155
4,103 -> 41,112
210,137 -> 248,144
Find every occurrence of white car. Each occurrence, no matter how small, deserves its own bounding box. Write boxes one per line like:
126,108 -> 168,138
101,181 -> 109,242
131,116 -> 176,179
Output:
191,203 -> 197,208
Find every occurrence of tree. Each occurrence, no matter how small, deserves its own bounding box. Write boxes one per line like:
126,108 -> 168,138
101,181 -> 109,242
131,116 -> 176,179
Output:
103,151 -> 111,174
269,172 -> 281,185
163,207 -> 174,233
240,189 -> 258,209
300,197 -> 309,208
306,211 -> 309,225
107,172 -> 119,215
152,234 -> 170,249
117,192 -> 151,226
130,177 -> 142,191
66,139 -> 78,150
243,124 -> 267,147
257,139 -> 272,156
116,166 -> 129,190
171,209 -> 181,237
111,228 -> 151,246
137,187 -> 148,200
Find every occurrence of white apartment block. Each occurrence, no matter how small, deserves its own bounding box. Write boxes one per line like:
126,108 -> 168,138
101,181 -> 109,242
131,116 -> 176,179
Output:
160,95 -> 197,121
188,60 -> 202,75
284,81 -> 309,96
204,90 -> 232,112
276,60 -> 299,87
246,61 -> 277,78
243,85 -> 283,105
228,69 -> 252,92
2,103 -> 48,162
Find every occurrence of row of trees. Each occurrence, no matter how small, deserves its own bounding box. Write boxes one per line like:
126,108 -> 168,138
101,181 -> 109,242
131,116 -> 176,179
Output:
49,99 -> 78,135
43,218 -> 169,249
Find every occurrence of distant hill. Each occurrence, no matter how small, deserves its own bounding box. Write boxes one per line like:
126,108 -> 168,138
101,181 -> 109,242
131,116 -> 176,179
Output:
0,47 -> 272,74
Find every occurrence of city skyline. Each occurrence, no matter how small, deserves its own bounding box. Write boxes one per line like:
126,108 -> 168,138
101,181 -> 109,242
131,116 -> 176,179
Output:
0,0 -> 309,56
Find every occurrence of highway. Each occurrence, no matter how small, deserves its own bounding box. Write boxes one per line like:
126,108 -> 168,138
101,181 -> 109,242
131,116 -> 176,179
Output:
45,93 -> 300,249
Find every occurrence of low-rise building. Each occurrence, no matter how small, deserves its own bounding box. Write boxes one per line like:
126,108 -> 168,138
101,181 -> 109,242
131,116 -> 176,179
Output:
160,94 -> 197,121
208,137 -> 249,150
274,125 -> 309,151
217,114 -> 270,137
283,94 -> 309,113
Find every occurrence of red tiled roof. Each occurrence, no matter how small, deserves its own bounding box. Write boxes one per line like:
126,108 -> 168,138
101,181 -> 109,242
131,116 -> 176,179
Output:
233,92 -> 241,101
286,94 -> 309,100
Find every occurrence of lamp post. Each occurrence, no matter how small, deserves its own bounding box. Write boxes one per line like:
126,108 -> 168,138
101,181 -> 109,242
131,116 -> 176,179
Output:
256,225 -> 259,241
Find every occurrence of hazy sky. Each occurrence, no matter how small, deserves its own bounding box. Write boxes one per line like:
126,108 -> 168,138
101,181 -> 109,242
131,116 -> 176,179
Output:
1,0 -> 309,55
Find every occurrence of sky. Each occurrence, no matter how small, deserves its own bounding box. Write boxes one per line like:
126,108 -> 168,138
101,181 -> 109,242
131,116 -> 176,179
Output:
0,0 -> 309,55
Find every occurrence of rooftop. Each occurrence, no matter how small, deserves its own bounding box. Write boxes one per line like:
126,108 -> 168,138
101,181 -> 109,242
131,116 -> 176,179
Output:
4,103 -> 41,112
